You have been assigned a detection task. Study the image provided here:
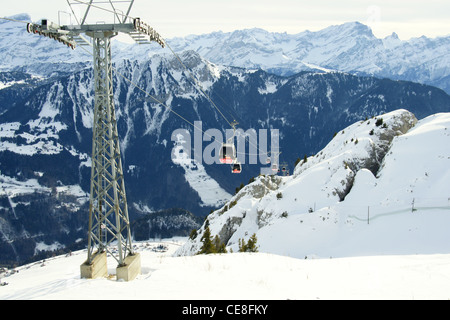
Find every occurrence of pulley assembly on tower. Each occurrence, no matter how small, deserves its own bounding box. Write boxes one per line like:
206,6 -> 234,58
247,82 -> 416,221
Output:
26,15 -> 165,49
27,20 -> 77,49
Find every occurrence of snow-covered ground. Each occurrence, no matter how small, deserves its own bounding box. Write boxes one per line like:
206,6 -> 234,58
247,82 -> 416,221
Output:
1,239 -> 450,300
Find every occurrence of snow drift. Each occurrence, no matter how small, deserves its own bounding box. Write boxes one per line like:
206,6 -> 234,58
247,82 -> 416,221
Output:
2,240 -> 450,300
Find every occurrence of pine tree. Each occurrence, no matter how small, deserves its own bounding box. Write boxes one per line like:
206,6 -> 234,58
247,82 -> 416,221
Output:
238,234 -> 259,252
189,229 -> 198,240
198,226 -> 216,254
246,234 -> 259,252
238,238 -> 247,252
235,183 -> 245,194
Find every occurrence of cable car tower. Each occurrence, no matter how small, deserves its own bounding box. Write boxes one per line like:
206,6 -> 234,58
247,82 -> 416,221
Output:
26,0 -> 165,281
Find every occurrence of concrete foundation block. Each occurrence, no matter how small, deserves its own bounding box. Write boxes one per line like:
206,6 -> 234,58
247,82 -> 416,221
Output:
80,251 -> 108,279
116,253 -> 141,282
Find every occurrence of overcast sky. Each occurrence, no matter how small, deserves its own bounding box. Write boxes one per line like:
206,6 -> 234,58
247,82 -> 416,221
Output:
3,0 -> 450,40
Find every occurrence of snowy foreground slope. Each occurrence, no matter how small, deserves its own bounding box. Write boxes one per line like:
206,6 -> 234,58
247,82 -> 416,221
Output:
177,109 -> 450,259
1,240 -> 450,300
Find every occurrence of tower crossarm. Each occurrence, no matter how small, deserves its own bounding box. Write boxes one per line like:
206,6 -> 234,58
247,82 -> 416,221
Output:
27,20 -> 77,49
132,18 -> 165,47
27,17 -> 165,49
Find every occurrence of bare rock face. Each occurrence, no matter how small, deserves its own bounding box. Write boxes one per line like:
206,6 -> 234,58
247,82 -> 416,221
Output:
339,110 -> 417,200
293,109 -> 418,202
368,110 -> 418,175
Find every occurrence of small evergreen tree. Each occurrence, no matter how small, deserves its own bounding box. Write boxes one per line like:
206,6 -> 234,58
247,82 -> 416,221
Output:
246,234 -> 259,252
198,227 -> 228,254
235,183 -> 245,194
189,229 -> 198,240
198,226 -> 216,254
238,234 -> 259,252
375,118 -> 384,127
238,238 -> 246,252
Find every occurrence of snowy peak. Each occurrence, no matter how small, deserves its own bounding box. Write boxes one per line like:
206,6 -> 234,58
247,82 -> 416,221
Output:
169,50 -> 223,86
317,21 -> 375,40
161,22 -> 450,92
382,32 -> 402,49
387,32 -> 400,40
2,14 -> 450,92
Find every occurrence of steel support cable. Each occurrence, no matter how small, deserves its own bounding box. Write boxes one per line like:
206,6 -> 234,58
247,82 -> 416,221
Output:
162,42 -> 278,160
60,2 -> 276,161
0,15 -> 236,138
70,0 -> 134,23
2,15 -> 273,162
164,41 -> 234,128
165,42 -> 277,160
76,44 -> 212,143
0,17 -> 30,24
68,0 -> 236,128
0,15 -> 236,129
113,66 -> 274,160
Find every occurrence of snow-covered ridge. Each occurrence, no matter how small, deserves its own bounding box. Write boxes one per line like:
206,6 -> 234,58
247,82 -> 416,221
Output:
1,15 -> 450,93
176,109 -> 450,258
162,22 -> 450,93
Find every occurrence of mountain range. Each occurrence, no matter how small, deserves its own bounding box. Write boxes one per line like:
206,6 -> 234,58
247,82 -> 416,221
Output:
2,15 -> 450,94
1,13 -> 450,266
159,22 -> 450,94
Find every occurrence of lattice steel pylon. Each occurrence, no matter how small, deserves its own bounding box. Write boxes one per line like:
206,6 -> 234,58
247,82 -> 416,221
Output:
88,33 -> 131,267
27,0 -> 165,281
